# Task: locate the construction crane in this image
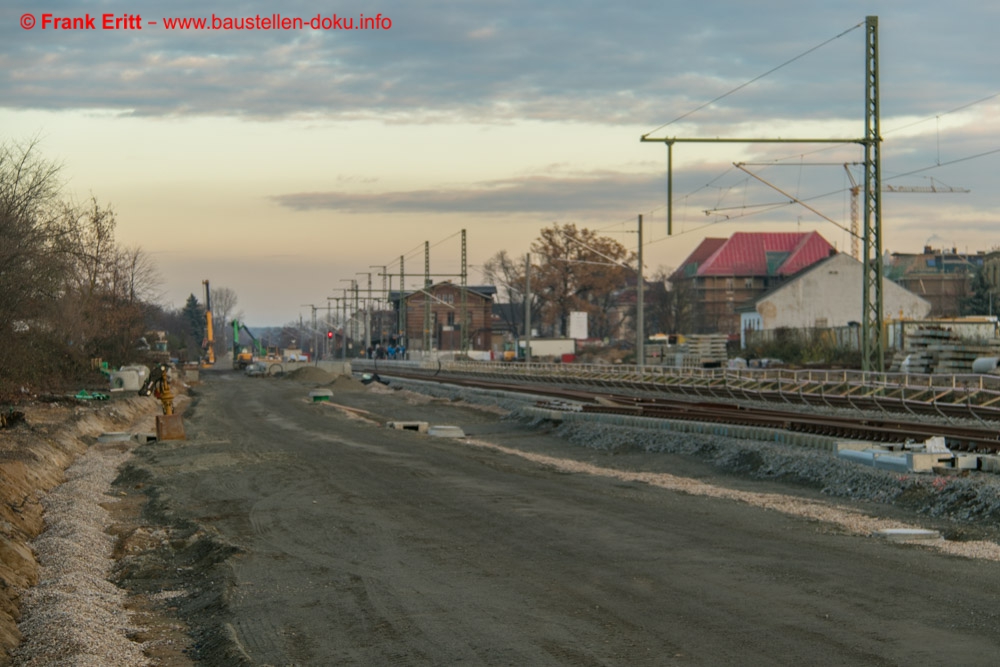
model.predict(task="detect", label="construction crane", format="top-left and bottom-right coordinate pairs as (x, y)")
top-left (201, 279), bottom-right (215, 367)
top-left (844, 164), bottom-right (969, 259)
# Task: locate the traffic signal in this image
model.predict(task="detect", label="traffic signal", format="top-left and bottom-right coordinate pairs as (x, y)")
top-left (327, 331), bottom-right (334, 339)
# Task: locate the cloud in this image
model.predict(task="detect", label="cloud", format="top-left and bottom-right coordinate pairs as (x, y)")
top-left (4, 1), bottom-right (997, 126)
top-left (272, 171), bottom-right (666, 216)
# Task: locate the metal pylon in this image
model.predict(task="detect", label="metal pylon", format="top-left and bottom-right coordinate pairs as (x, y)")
top-left (861, 15), bottom-right (884, 373)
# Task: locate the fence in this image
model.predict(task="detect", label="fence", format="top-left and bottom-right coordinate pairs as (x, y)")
top-left (744, 326), bottom-right (861, 352)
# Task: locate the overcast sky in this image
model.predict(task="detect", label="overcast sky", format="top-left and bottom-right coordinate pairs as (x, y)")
top-left (3, 1), bottom-right (998, 324)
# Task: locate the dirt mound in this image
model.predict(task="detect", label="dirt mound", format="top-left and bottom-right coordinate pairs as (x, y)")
top-left (282, 367), bottom-right (334, 383)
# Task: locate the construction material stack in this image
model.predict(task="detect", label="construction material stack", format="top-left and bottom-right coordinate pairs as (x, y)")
top-left (889, 326), bottom-right (1000, 374)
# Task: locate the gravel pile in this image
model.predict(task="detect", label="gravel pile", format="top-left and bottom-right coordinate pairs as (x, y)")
top-left (12, 440), bottom-right (148, 666)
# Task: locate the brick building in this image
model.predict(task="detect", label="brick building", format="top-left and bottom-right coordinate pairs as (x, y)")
top-left (391, 282), bottom-right (496, 352)
top-left (671, 231), bottom-right (836, 335)
top-left (885, 247), bottom-right (985, 317)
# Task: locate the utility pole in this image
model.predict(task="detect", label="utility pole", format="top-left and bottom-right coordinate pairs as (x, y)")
top-left (637, 214), bottom-right (645, 370)
top-left (326, 297), bottom-right (344, 360)
top-left (338, 279), bottom-right (356, 350)
top-left (325, 301), bottom-right (331, 359)
top-left (424, 241), bottom-right (432, 355)
top-left (461, 229), bottom-right (469, 354)
top-left (371, 264), bottom-right (388, 348)
top-left (300, 304), bottom-right (317, 363)
top-left (357, 272), bottom-right (372, 355)
top-left (399, 255), bottom-right (406, 353)
top-left (861, 14), bottom-right (884, 373)
top-left (524, 253), bottom-right (532, 363)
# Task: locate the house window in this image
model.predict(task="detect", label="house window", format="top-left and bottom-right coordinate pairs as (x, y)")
top-left (447, 312), bottom-right (455, 326)
top-left (725, 278), bottom-right (734, 290)
top-left (744, 278), bottom-right (754, 289)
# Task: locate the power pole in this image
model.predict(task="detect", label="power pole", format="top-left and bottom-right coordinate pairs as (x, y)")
top-left (371, 264), bottom-right (388, 348)
top-left (424, 241), bottom-right (432, 355)
top-left (357, 272), bottom-right (372, 355)
top-left (461, 229), bottom-right (469, 354)
top-left (861, 15), bottom-right (884, 373)
top-left (399, 255), bottom-right (406, 353)
top-left (637, 214), bottom-right (645, 370)
top-left (524, 253), bottom-right (532, 363)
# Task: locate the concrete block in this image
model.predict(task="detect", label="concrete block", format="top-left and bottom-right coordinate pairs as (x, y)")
top-left (907, 451), bottom-right (955, 473)
top-left (979, 455), bottom-right (1000, 473)
top-left (109, 370), bottom-right (142, 392)
top-left (387, 421), bottom-right (429, 433)
top-left (954, 454), bottom-right (980, 470)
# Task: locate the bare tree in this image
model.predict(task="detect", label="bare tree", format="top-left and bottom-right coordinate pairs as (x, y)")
top-left (0, 140), bottom-right (68, 333)
top-left (530, 223), bottom-right (633, 338)
top-left (481, 249), bottom-right (538, 335)
top-left (0, 139), bottom-right (167, 392)
top-left (210, 286), bottom-right (240, 359)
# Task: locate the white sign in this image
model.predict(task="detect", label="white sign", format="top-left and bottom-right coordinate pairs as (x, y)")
top-left (569, 311), bottom-right (588, 340)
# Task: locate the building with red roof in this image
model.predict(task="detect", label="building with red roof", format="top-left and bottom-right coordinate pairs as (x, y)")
top-left (672, 231), bottom-right (836, 334)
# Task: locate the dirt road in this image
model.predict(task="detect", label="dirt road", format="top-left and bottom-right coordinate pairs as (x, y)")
top-left (115, 370), bottom-right (1000, 665)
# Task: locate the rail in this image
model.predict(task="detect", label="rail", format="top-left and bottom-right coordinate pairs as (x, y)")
top-left (357, 359), bottom-right (1000, 421)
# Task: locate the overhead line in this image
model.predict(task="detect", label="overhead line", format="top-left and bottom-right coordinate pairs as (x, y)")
top-left (642, 21), bottom-right (864, 137)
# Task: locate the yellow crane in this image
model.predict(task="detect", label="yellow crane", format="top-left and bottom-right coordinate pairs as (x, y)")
top-left (844, 164), bottom-right (969, 259)
top-left (202, 279), bottom-right (215, 367)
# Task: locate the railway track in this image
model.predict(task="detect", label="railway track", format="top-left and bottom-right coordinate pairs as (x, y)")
top-left (359, 363), bottom-right (1000, 454)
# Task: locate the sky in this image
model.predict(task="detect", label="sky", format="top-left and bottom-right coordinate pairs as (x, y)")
top-left (3, 1), bottom-right (998, 325)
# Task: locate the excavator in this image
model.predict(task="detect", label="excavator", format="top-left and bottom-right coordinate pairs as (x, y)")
top-left (231, 319), bottom-right (261, 369)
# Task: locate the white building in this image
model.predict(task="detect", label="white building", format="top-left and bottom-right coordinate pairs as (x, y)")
top-left (739, 253), bottom-right (932, 347)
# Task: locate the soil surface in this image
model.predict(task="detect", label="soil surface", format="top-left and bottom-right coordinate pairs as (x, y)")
top-left (106, 368), bottom-right (1000, 665)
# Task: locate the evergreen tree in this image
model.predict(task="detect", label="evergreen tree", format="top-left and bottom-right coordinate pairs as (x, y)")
top-left (182, 293), bottom-right (206, 342)
top-left (961, 269), bottom-right (995, 316)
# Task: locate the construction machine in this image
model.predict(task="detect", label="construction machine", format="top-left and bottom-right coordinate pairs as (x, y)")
top-left (231, 319), bottom-right (260, 370)
top-left (201, 279), bottom-right (215, 367)
top-left (138, 362), bottom-right (186, 440)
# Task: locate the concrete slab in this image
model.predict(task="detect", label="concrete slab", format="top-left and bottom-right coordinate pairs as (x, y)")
top-left (428, 425), bottom-right (466, 438)
top-left (97, 432), bottom-right (132, 443)
top-left (387, 421), bottom-right (429, 433)
top-left (872, 528), bottom-right (941, 541)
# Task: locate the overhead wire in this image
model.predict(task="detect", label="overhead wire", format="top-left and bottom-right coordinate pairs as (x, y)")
top-left (642, 21), bottom-right (864, 137)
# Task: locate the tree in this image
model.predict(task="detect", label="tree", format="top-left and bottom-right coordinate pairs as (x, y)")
top-left (182, 294), bottom-right (206, 348)
top-left (0, 139), bottom-right (165, 392)
top-left (481, 249), bottom-right (539, 336)
top-left (962, 268), bottom-right (996, 316)
top-left (0, 140), bottom-right (68, 334)
top-left (210, 286), bottom-right (240, 359)
top-left (529, 223), bottom-right (633, 339)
